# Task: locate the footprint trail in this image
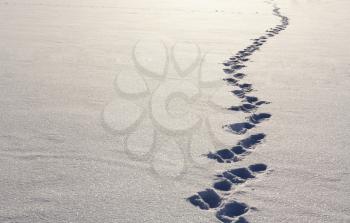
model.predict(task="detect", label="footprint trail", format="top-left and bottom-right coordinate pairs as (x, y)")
top-left (187, 3), bottom-right (289, 223)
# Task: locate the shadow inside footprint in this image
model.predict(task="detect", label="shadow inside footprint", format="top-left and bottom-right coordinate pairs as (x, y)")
top-left (224, 78), bottom-right (238, 85)
top-left (216, 201), bottom-right (249, 223)
top-left (214, 164), bottom-right (268, 191)
top-left (207, 134), bottom-right (266, 163)
top-left (217, 149), bottom-right (235, 160)
top-left (187, 189), bottom-right (222, 210)
top-left (239, 133), bottom-right (266, 149)
top-left (229, 104), bottom-right (257, 113)
top-left (228, 168), bottom-right (255, 180)
top-left (187, 195), bottom-right (209, 210)
top-left (226, 122), bottom-right (255, 135)
top-left (255, 100), bottom-right (270, 106)
top-left (233, 73), bottom-right (246, 79)
top-left (248, 113), bottom-right (271, 124)
top-left (221, 171), bottom-right (246, 184)
top-left (248, 163), bottom-right (267, 172)
top-left (207, 148), bottom-right (237, 163)
top-left (232, 65), bottom-right (246, 71)
top-left (232, 90), bottom-right (245, 98)
top-left (231, 146), bottom-right (246, 155)
top-left (213, 179), bottom-right (232, 191)
top-left (224, 68), bottom-right (234, 74)
top-left (238, 83), bottom-right (253, 92)
top-left (245, 96), bottom-right (259, 104)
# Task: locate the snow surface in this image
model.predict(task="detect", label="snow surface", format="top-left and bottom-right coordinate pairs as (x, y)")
top-left (0, 0), bottom-right (349, 222)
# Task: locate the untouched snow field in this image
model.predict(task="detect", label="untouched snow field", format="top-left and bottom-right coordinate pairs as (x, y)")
top-left (0, 0), bottom-right (349, 222)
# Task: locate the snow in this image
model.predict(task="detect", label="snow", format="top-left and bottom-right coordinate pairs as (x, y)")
top-left (0, 0), bottom-right (349, 222)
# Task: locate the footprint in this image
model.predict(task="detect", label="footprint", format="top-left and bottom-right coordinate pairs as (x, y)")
top-left (213, 179), bottom-right (233, 191)
top-left (224, 68), bottom-right (234, 74)
top-left (224, 77), bottom-right (239, 85)
top-left (216, 201), bottom-right (249, 223)
top-left (244, 96), bottom-right (259, 104)
top-left (223, 61), bottom-right (234, 66)
top-left (231, 64), bottom-right (246, 71)
top-left (231, 146), bottom-right (246, 155)
top-left (230, 96), bottom-right (270, 112)
top-left (248, 113), bottom-right (271, 124)
top-left (224, 122), bottom-right (255, 135)
top-left (229, 103), bottom-right (257, 113)
top-left (244, 95), bottom-right (270, 106)
top-left (232, 90), bottom-right (246, 98)
top-left (227, 167), bottom-right (255, 180)
top-left (214, 164), bottom-right (267, 191)
top-left (207, 148), bottom-right (237, 163)
top-left (207, 133), bottom-right (266, 163)
top-left (187, 188), bottom-right (222, 210)
top-left (249, 163), bottom-right (268, 172)
top-left (255, 100), bottom-right (270, 106)
top-left (233, 73), bottom-right (246, 79)
top-left (238, 133), bottom-right (266, 149)
top-left (238, 83), bottom-right (253, 92)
